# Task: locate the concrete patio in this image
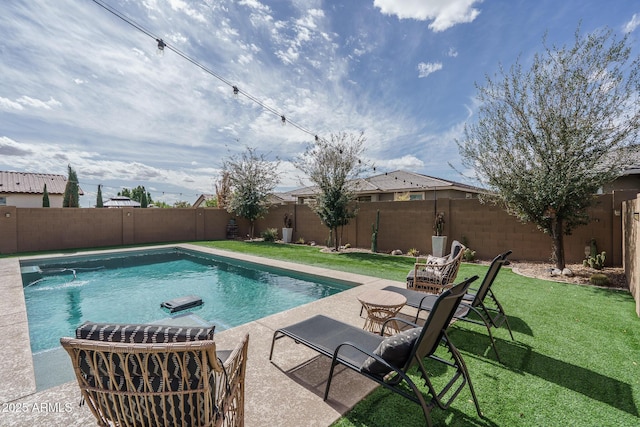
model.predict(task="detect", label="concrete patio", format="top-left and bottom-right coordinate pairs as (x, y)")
top-left (0, 244), bottom-right (411, 426)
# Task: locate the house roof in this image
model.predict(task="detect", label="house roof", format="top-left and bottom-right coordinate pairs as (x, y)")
top-left (0, 171), bottom-right (81, 194)
top-left (290, 170), bottom-right (485, 197)
top-left (103, 196), bottom-right (141, 208)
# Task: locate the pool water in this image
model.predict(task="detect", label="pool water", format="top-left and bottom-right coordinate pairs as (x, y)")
top-left (22, 248), bottom-right (352, 354)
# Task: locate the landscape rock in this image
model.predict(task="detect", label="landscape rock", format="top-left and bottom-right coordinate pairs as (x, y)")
top-left (391, 249), bottom-right (403, 256)
top-left (562, 268), bottom-right (573, 277)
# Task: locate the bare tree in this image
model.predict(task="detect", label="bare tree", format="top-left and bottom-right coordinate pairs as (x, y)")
top-left (458, 26), bottom-right (640, 268)
top-left (294, 132), bottom-right (368, 251)
top-left (215, 171), bottom-right (231, 210)
top-left (223, 147), bottom-right (280, 238)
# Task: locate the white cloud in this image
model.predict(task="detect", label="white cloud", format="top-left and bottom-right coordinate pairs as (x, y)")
top-left (447, 47), bottom-right (458, 57)
top-left (374, 0), bottom-right (482, 32)
top-left (0, 97), bottom-right (24, 111)
top-left (376, 155), bottom-right (425, 171)
top-left (623, 13), bottom-right (640, 33)
top-left (17, 96), bottom-right (62, 110)
top-left (417, 62), bottom-right (443, 78)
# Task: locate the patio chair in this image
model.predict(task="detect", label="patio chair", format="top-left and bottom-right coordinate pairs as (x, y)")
top-left (60, 322), bottom-right (249, 427)
top-left (386, 250), bottom-right (514, 362)
top-left (269, 277), bottom-right (482, 427)
top-left (406, 240), bottom-right (465, 294)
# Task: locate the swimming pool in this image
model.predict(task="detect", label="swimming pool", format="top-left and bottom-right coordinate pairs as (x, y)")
top-left (20, 247), bottom-right (353, 389)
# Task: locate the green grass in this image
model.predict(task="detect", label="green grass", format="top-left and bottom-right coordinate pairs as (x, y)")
top-left (196, 241), bottom-right (640, 427)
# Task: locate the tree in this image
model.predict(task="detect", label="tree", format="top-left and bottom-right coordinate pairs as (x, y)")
top-left (458, 26), bottom-right (640, 269)
top-left (173, 201), bottom-right (191, 208)
top-left (63, 165), bottom-right (80, 207)
top-left (204, 197), bottom-right (218, 207)
top-left (96, 185), bottom-right (104, 208)
top-left (223, 147), bottom-right (280, 239)
top-left (215, 171), bottom-right (231, 210)
top-left (42, 184), bottom-right (50, 207)
top-left (294, 131), bottom-right (367, 251)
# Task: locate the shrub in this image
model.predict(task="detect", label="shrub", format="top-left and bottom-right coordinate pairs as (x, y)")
top-left (296, 237), bottom-right (306, 245)
top-left (261, 228), bottom-right (278, 242)
top-left (463, 248), bottom-right (476, 262)
top-left (589, 273), bottom-right (610, 286)
top-left (407, 248), bottom-right (420, 257)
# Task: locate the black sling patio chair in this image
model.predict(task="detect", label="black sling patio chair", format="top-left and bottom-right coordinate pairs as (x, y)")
top-left (383, 250), bottom-right (514, 362)
top-left (269, 276), bottom-right (482, 427)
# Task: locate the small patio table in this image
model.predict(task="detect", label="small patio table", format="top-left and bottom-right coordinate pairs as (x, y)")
top-left (357, 289), bottom-right (407, 335)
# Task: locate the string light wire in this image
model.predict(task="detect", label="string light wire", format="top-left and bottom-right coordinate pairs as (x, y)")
top-left (90, 0), bottom-right (317, 138)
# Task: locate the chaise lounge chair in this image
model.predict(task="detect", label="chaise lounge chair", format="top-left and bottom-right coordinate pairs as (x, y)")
top-left (385, 250), bottom-right (514, 362)
top-left (269, 277), bottom-right (482, 427)
top-left (406, 240), bottom-right (465, 294)
top-left (61, 322), bottom-right (249, 427)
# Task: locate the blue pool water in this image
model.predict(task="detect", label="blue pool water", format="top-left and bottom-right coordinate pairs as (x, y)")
top-left (21, 248), bottom-right (352, 354)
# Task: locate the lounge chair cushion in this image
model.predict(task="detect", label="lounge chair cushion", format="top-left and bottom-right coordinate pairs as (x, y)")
top-left (75, 321), bottom-right (215, 343)
top-left (426, 255), bottom-right (447, 265)
top-left (361, 327), bottom-right (422, 376)
top-left (74, 322), bottom-right (217, 392)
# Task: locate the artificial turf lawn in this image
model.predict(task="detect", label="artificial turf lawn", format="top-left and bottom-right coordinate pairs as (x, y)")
top-left (196, 240), bottom-right (640, 427)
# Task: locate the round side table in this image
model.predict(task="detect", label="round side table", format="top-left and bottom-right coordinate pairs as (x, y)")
top-left (357, 289), bottom-right (407, 335)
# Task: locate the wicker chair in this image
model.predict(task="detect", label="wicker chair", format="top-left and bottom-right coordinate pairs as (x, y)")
top-left (406, 240), bottom-right (465, 294)
top-left (60, 324), bottom-right (248, 427)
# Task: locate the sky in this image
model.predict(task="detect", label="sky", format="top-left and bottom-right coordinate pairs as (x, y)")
top-left (1, 0), bottom-right (639, 207)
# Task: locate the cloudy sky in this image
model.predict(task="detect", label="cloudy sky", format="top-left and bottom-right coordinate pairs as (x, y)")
top-left (1, 0), bottom-right (639, 206)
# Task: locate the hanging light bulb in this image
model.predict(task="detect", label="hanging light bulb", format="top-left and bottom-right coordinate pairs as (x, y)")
top-left (232, 86), bottom-right (239, 97)
top-left (281, 115), bottom-right (286, 126)
top-left (156, 38), bottom-right (166, 55)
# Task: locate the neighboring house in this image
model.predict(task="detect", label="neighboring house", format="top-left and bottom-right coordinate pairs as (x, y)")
top-left (103, 196), bottom-right (141, 208)
top-left (290, 170), bottom-right (486, 204)
top-left (603, 145), bottom-right (640, 194)
top-left (0, 171), bottom-right (83, 208)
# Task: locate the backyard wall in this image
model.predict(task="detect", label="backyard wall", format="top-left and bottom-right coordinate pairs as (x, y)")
top-left (0, 193), bottom-right (632, 268)
top-left (622, 195), bottom-right (640, 316)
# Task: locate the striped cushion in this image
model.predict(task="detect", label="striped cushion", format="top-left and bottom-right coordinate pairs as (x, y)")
top-left (75, 322), bottom-right (215, 343)
top-left (75, 322), bottom-right (215, 392)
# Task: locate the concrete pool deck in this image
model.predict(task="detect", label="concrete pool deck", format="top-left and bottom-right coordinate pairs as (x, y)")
top-left (0, 243), bottom-right (413, 426)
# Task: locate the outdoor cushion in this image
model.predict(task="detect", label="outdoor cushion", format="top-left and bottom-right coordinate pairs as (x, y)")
top-left (361, 327), bottom-right (421, 376)
top-left (426, 255), bottom-right (447, 265)
top-left (75, 321), bottom-right (215, 343)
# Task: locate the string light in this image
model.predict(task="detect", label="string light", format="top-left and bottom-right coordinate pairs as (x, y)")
top-left (88, 0), bottom-right (386, 186)
top-left (91, 0), bottom-right (318, 139)
top-left (156, 38), bottom-right (166, 55)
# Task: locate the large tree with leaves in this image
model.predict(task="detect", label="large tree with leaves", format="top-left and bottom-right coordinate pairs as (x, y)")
top-left (62, 165), bottom-right (80, 207)
top-left (458, 26), bottom-right (640, 269)
top-left (294, 131), bottom-right (367, 251)
top-left (223, 147), bottom-right (280, 239)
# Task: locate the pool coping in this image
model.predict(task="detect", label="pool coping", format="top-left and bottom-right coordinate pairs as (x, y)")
top-left (0, 243), bottom-right (410, 427)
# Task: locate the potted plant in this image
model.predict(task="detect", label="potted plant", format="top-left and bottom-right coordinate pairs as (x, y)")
top-left (431, 211), bottom-right (447, 257)
top-left (282, 213), bottom-right (293, 243)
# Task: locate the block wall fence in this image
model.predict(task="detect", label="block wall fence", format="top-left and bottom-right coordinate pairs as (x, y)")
top-left (622, 194), bottom-right (640, 316)
top-left (0, 192), bottom-right (632, 263)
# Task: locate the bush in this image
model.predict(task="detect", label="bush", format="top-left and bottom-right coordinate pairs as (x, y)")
top-left (296, 237), bottom-right (306, 245)
top-left (261, 228), bottom-right (278, 242)
top-left (407, 248), bottom-right (420, 257)
top-left (589, 273), bottom-right (610, 286)
top-left (463, 248), bottom-right (476, 262)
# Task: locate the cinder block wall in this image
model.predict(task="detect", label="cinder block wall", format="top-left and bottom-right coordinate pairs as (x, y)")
top-left (623, 196), bottom-right (640, 316)
top-left (0, 194), bottom-right (629, 268)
